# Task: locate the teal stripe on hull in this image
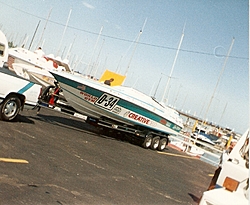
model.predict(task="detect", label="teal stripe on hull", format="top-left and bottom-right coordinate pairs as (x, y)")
top-left (53, 73), bottom-right (182, 132)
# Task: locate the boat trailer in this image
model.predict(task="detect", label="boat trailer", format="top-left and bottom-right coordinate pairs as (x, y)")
top-left (36, 87), bottom-right (170, 151)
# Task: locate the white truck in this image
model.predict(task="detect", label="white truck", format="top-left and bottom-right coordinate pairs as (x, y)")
top-left (0, 30), bottom-right (42, 121)
top-left (0, 30), bottom-right (8, 68)
top-left (0, 68), bottom-right (42, 121)
top-left (199, 129), bottom-right (249, 205)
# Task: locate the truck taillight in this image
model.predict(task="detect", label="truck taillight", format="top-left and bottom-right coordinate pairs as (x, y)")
top-left (223, 177), bottom-right (239, 192)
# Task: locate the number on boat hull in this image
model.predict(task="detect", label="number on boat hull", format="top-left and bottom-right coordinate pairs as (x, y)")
top-left (95, 93), bottom-right (119, 110)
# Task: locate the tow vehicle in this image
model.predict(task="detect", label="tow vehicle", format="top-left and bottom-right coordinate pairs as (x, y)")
top-left (0, 30), bottom-right (42, 121)
top-left (199, 129), bottom-right (249, 205)
top-left (0, 68), bottom-right (42, 121)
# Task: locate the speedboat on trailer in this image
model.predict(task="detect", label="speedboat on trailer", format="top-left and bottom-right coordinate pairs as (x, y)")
top-left (50, 70), bottom-right (184, 150)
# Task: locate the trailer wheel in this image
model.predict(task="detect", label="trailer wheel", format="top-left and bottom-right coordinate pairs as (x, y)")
top-left (0, 96), bottom-right (21, 121)
top-left (142, 134), bottom-right (153, 148)
top-left (151, 136), bottom-right (160, 150)
top-left (158, 138), bottom-right (168, 151)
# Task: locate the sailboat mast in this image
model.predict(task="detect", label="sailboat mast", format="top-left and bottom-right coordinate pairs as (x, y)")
top-left (219, 102), bottom-right (228, 124)
top-left (124, 18), bottom-right (147, 78)
top-left (116, 33), bottom-right (139, 74)
top-left (57, 8), bottom-right (72, 56)
top-left (86, 26), bottom-right (103, 75)
top-left (203, 37), bottom-right (235, 122)
top-left (28, 20), bottom-right (41, 50)
top-left (93, 38), bottom-right (105, 77)
top-left (65, 34), bottom-right (77, 60)
top-left (37, 7), bottom-right (52, 48)
top-left (161, 27), bottom-right (185, 103)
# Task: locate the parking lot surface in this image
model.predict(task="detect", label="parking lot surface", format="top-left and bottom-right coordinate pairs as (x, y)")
top-left (0, 108), bottom-right (215, 205)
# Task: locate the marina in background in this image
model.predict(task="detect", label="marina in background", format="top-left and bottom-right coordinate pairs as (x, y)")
top-left (0, 2), bottom-right (248, 204)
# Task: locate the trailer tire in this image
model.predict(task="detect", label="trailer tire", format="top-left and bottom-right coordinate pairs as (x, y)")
top-left (151, 136), bottom-right (160, 150)
top-left (0, 96), bottom-right (21, 121)
top-left (158, 138), bottom-right (168, 151)
top-left (142, 134), bottom-right (153, 149)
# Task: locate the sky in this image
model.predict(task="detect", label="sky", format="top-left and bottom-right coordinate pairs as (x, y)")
top-left (0, 0), bottom-right (248, 134)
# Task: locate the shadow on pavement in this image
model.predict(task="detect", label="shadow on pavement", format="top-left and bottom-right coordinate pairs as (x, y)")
top-left (31, 112), bottom-right (145, 148)
top-left (31, 113), bottom-right (100, 135)
top-left (0, 114), bottom-right (35, 124)
top-left (188, 193), bottom-right (201, 204)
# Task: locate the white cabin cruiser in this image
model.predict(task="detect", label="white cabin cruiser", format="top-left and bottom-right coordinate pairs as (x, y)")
top-left (8, 47), bottom-right (72, 87)
top-left (0, 30), bottom-right (8, 67)
top-left (0, 68), bottom-right (42, 121)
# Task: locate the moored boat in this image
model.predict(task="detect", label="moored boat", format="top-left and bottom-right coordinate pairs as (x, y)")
top-left (169, 139), bottom-right (205, 158)
top-left (191, 132), bottom-right (215, 145)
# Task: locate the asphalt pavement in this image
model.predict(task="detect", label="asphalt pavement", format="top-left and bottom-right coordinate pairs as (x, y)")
top-left (0, 107), bottom-right (216, 205)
